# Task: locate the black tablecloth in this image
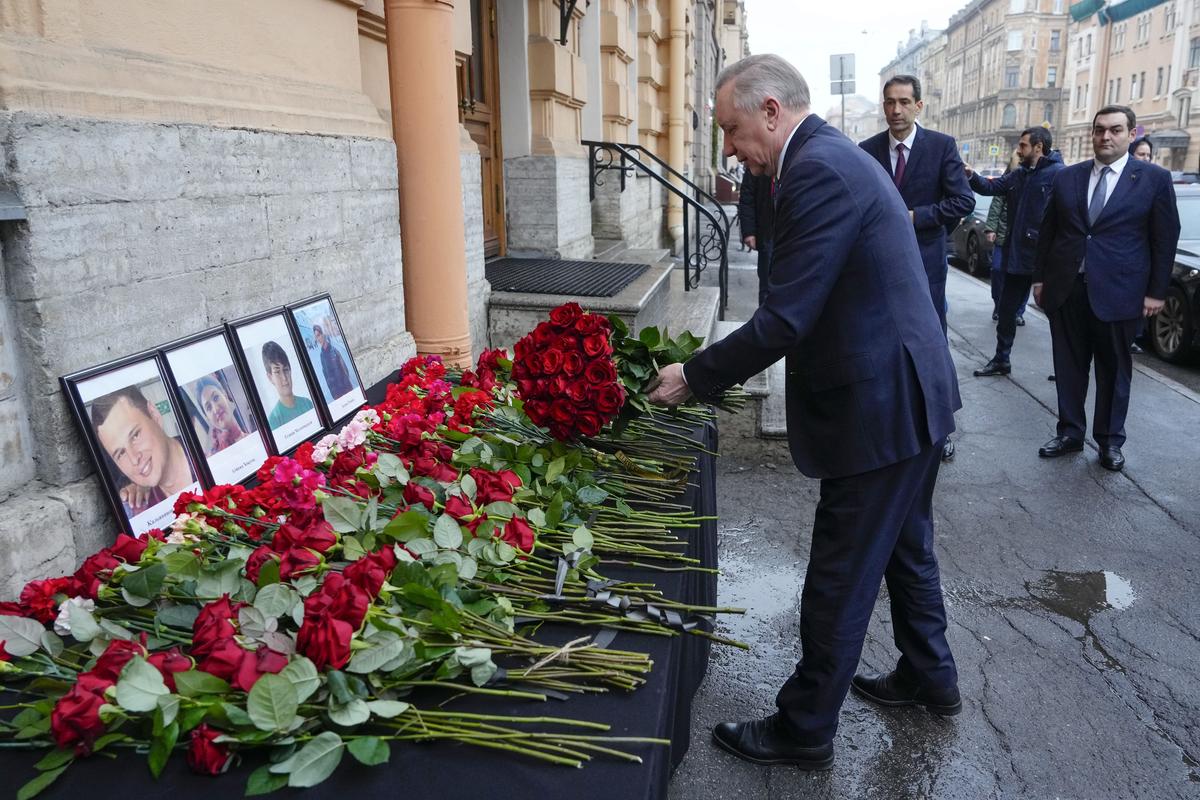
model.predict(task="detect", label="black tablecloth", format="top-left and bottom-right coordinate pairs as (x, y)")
top-left (1, 384), bottom-right (719, 800)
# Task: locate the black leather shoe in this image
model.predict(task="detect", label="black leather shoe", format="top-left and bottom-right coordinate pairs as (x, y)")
top-left (1038, 436), bottom-right (1084, 458)
top-left (1016, 315), bottom-right (1026, 326)
top-left (941, 437), bottom-right (955, 462)
top-left (992, 312), bottom-right (999, 321)
top-left (1099, 446), bottom-right (1125, 471)
top-left (973, 358), bottom-right (1011, 377)
top-left (851, 671), bottom-right (962, 716)
top-left (1130, 342), bottom-right (1144, 355)
top-left (711, 714), bottom-right (835, 769)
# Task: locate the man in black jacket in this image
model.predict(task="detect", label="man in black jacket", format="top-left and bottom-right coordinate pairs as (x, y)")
top-left (738, 170), bottom-right (775, 304)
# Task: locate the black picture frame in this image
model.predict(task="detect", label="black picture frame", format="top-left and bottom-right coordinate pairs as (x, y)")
top-left (287, 294), bottom-right (367, 427)
top-left (61, 352), bottom-right (205, 537)
top-left (228, 308), bottom-right (328, 455)
top-left (159, 327), bottom-right (273, 487)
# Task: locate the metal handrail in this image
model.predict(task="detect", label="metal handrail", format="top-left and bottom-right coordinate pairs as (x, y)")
top-left (582, 140), bottom-right (729, 320)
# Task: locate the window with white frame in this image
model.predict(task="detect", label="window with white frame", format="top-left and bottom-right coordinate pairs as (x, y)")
top-left (1131, 73), bottom-right (1139, 99)
top-left (1002, 103), bottom-right (1017, 127)
top-left (1051, 30), bottom-right (1061, 51)
top-left (1165, 3), bottom-right (1177, 31)
top-left (1157, 66), bottom-right (1165, 95)
top-left (1136, 13), bottom-right (1150, 43)
top-left (1008, 30), bottom-right (1023, 50)
top-left (1048, 65), bottom-right (1058, 87)
top-left (1009, 0), bottom-right (1024, 12)
top-left (1191, 37), bottom-right (1200, 69)
top-left (1054, 0), bottom-right (1064, 12)
top-left (1006, 65), bottom-right (1020, 87)
top-left (1114, 22), bottom-right (1126, 50)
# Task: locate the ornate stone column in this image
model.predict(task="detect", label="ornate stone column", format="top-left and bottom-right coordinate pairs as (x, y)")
top-left (384, 0), bottom-right (473, 365)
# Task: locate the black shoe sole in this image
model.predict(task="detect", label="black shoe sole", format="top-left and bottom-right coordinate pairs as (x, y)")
top-left (850, 682), bottom-right (963, 717)
top-left (973, 370), bottom-right (1011, 377)
top-left (1038, 445), bottom-right (1084, 458)
top-left (1100, 460), bottom-right (1125, 472)
top-left (710, 731), bottom-right (835, 769)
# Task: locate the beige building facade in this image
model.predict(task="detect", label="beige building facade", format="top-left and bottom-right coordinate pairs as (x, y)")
top-left (940, 0), bottom-right (1069, 170)
top-left (0, 0), bottom-right (724, 593)
top-left (826, 95), bottom-right (881, 143)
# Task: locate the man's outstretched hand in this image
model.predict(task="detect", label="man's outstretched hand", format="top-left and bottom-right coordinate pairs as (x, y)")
top-left (647, 362), bottom-right (692, 407)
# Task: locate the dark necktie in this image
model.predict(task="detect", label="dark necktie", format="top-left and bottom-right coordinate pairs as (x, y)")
top-left (894, 143), bottom-right (907, 188)
top-left (1088, 165), bottom-right (1112, 225)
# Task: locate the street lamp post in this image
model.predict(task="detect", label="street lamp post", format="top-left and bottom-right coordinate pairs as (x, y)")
top-left (830, 53), bottom-right (855, 136)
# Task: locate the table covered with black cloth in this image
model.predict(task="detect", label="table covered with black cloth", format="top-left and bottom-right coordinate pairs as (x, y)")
top-left (1, 377), bottom-right (720, 800)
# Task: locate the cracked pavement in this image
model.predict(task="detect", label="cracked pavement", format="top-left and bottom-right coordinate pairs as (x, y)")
top-left (670, 255), bottom-right (1200, 799)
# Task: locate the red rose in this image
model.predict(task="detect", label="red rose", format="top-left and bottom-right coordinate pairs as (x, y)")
top-left (531, 322), bottom-right (557, 348)
top-left (232, 647), bottom-right (289, 693)
top-left (192, 596), bottom-right (244, 659)
top-left (186, 724), bottom-right (233, 775)
top-left (295, 613), bottom-right (353, 670)
top-left (565, 381), bottom-right (589, 403)
top-left (403, 482), bottom-right (435, 510)
top-left (244, 545), bottom-right (279, 584)
top-left (0, 602), bottom-right (24, 616)
top-left (469, 468), bottom-right (522, 505)
top-left (562, 351), bottom-right (584, 377)
top-left (444, 495), bottom-right (475, 520)
top-left (19, 577), bottom-right (71, 624)
top-left (70, 548), bottom-right (120, 599)
top-left (319, 574), bottom-right (370, 629)
top-left (583, 333), bottom-right (611, 357)
top-left (577, 412), bottom-right (604, 437)
top-left (147, 648), bottom-right (192, 691)
top-left (549, 302), bottom-right (583, 328)
top-left (594, 384), bottom-right (624, 415)
top-left (110, 534), bottom-right (149, 564)
top-left (278, 548), bottom-right (321, 580)
top-left (198, 637), bottom-right (248, 683)
top-left (271, 520), bottom-right (336, 554)
top-left (343, 547), bottom-right (398, 597)
top-left (499, 518), bottom-right (536, 552)
top-left (92, 638), bottom-right (146, 682)
top-left (550, 399), bottom-right (575, 424)
top-left (541, 348), bottom-right (565, 375)
top-left (584, 359), bottom-right (617, 386)
top-left (0, 641), bottom-right (10, 661)
top-left (50, 672), bottom-right (111, 755)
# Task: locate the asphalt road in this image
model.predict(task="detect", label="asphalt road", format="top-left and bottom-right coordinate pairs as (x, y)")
top-left (668, 248), bottom-right (1200, 800)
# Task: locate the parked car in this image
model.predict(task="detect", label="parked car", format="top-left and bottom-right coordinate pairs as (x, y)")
top-left (947, 193), bottom-right (994, 277)
top-left (1151, 185), bottom-right (1200, 362)
top-left (1170, 171), bottom-right (1200, 185)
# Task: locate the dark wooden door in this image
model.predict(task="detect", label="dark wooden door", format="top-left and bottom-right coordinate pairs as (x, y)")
top-left (458, 0), bottom-right (505, 257)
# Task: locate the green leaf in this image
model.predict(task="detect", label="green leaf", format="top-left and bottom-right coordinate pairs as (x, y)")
top-left (148, 720), bottom-right (179, 778)
top-left (545, 457), bottom-right (565, 483)
top-left (65, 604), bottom-right (102, 642)
top-left (32, 749), bottom-right (73, 772)
top-left (638, 326), bottom-right (662, 347)
top-left (571, 525), bottom-right (595, 552)
top-left (365, 700), bottom-right (410, 719)
top-left (157, 694), bottom-right (180, 728)
top-left (248, 673), bottom-right (300, 732)
top-left (279, 657), bottom-right (320, 703)
top-left (346, 736), bottom-right (390, 766)
top-left (576, 485), bottom-right (609, 505)
top-left (122, 562), bottom-right (168, 601)
top-left (115, 657), bottom-right (169, 713)
top-left (195, 558), bottom-right (245, 599)
top-left (39, 631), bottom-right (64, 658)
top-left (470, 661), bottom-right (498, 686)
top-left (254, 584), bottom-right (299, 619)
top-left (546, 492), bottom-right (565, 529)
top-left (347, 632), bottom-right (406, 674)
top-left (323, 496), bottom-right (364, 534)
top-left (341, 536), bottom-right (366, 562)
top-left (326, 697), bottom-right (369, 727)
top-left (16, 765), bottom-right (68, 800)
top-left (405, 537), bottom-right (437, 557)
top-left (375, 453), bottom-right (410, 485)
top-left (256, 558), bottom-right (281, 588)
top-left (163, 550), bottom-right (202, 579)
top-left (0, 616), bottom-right (45, 657)
top-left (457, 555), bottom-right (478, 581)
top-left (245, 764), bottom-right (289, 796)
top-left (383, 510), bottom-right (430, 543)
top-left (481, 501), bottom-right (518, 519)
top-left (155, 604), bottom-right (200, 630)
top-left (527, 508), bottom-right (547, 528)
top-left (325, 670), bottom-right (354, 705)
top-left (270, 731), bottom-right (344, 788)
top-left (432, 515), bottom-right (463, 550)
top-left (459, 473), bottom-right (477, 501)
top-left (174, 670), bottom-right (231, 698)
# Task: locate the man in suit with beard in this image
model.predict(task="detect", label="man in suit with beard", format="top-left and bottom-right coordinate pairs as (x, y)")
top-left (1032, 105), bottom-right (1179, 471)
top-left (861, 74), bottom-right (974, 461)
top-left (649, 54), bottom-right (962, 769)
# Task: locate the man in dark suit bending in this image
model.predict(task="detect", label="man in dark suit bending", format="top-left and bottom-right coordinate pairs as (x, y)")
top-left (860, 75), bottom-right (974, 462)
top-left (1033, 105), bottom-right (1180, 471)
top-left (649, 54), bottom-right (962, 769)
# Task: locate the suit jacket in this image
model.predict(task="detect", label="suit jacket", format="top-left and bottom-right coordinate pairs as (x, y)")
top-left (860, 126), bottom-right (975, 286)
top-left (1034, 158), bottom-right (1180, 321)
top-left (737, 171), bottom-right (774, 243)
top-left (970, 150), bottom-right (1064, 275)
top-left (684, 115), bottom-right (961, 479)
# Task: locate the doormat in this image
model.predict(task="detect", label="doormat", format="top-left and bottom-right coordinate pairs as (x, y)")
top-left (485, 258), bottom-right (649, 297)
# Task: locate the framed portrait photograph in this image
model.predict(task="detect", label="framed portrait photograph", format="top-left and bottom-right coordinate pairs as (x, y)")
top-left (62, 354), bottom-right (204, 536)
top-left (288, 295), bottom-right (366, 424)
top-left (229, 309), bottom-right (325, 454)
top-left (161, 328), bottom-right (271, 486)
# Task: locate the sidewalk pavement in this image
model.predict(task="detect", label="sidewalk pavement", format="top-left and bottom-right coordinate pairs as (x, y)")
top-left (668, 265), bottom-right (1200, 800)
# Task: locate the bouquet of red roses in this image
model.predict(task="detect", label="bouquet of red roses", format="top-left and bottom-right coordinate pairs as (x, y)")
top-left (510, 302), bottom-right (625, 440)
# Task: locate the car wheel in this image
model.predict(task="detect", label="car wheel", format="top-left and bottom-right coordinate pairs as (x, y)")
top-left (965, 234), bottom-right (980, 276)
top-left (1150, 285), bottom-right (1194, 363)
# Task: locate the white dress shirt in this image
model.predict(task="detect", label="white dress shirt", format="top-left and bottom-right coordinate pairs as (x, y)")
top-left (1088, 151), bottom-right (1129, 210)
top-left (775, 114), bottom-right (811, 181)
top-left (888, 126), bottom-right (919, 174)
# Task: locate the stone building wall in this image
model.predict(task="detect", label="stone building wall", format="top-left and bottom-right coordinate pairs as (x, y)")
top-left (0, 114), bottom-right (414, 596)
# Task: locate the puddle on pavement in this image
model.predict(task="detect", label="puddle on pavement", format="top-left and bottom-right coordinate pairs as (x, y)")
top-left (1024, 570), bottom-right (1136, 626)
